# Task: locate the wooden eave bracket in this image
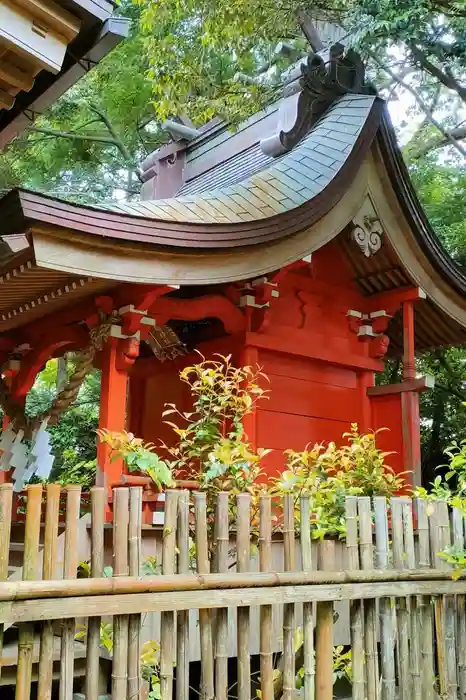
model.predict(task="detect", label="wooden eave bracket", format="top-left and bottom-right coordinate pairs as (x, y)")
top-left (347, 286), bottom-right (426, 344)
top-left (367, 375), bottom-right (435, 397)
top-left (366, 286), bottom-right (426, 314)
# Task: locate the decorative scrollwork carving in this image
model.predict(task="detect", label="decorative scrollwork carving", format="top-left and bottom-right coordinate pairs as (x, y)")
top-left (278, 43), bottom-right (375, 152)
top-left (351, 217), bottom-right (383, 257)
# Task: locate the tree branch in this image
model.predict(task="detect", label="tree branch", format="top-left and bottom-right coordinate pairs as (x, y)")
top-left (29, 125), bottom-right (121, 147)
top-left (297, 11), bottom-right (324, 52)
top-left (369, 53), bottom-right (466, 159)
top-left (410, 45), bottom-right (466, 105)
top-left (409, 125), bottom-right (466, 159)
top-left (378, 66), bottom-right (415, 92)
top-left (89, 102), bottom-right (142, 181)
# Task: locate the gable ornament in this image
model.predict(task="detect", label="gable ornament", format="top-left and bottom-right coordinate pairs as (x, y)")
top-left (351, 215), bottom-right (383, 257)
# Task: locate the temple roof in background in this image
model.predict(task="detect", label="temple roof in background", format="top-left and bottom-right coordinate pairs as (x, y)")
top-left (0, 0), bottom-right (128, 148)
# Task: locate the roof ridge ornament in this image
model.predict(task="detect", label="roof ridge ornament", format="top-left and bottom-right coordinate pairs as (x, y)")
top-left (260, 42), bottom-right (375, 157)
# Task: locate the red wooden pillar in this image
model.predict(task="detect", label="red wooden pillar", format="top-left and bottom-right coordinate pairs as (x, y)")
top-left (401, 301), bottom-right (422, 486)
top-left (97, 337), bottom-right (129, 492)
top-left (0, 412), bottom-right (11, 484)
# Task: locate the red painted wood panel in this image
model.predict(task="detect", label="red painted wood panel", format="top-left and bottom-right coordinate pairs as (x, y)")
top-left (257, 410), bottom-right (351, 478)
top-left (258, 350), bottom-right (357, 388)
top-left (264, 374), bottom-right (361, 423)
top-left (369, 394), bottom-right (404, 477)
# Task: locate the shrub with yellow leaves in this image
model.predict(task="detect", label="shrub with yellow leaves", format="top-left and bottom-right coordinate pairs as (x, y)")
top-left (270, 424), bottom-right (407, 539)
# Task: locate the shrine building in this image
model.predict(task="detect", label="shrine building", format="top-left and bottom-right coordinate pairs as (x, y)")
top-left (0, 39), bottom-right (466, 507)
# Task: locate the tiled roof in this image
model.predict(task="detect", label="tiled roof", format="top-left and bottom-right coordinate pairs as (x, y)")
top-left (100, 95), bottom-right (376, 225)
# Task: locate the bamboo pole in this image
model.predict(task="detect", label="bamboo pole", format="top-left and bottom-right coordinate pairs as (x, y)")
top-left (431, 500), bottom-right (449, 698)
top-left (428, 500), bottom-right (447, 699)
top-left (452, 507), bottom-right (466, 700)
top-left (315, 539), bottom-right (335, 700)
top-left (358, 497), bottom-right (378, 700)
top-left (437, 500), bottom-right (457, 700)
top-left (300, 495), bottom-right (314, 700)
top-left (0, 483), bottom-right (13, 685)
top-left (16, 484), bottom-right (42, 700)
top-left (414, 498), bottom-right (434, 700)
top-left (345, 496), bottom-right (364, 700)
top-left (59, 485), bottom-right (81, 700)
top-left (236, 492), bottom-right (251, 700)
top-left (282, 494), bottom-right (296, 700)
top-left (112, 487), bottom-right (130, 700)
top-left (194, 492), bottom-right (215, 700)
top-left (176, 490), bottom-right (190, 700)
top-left (373, 497), bottom-right (396, 700)
top-left (128, 487), bottom-right (143, 700)
top-left (38, 483), bottom-right (61, 700)
top-left (4, 576), bottom-right (466, 625)
top-left (401, 498), bottom-right (421, 700)
top-left (85, 487), bottom-right (106, 700)
top-left (391, 497), bottom-right (410, 700)
top-left (259, 494), bottom-right (273, 700)
top-left (160, 490), bottom-right (179, 700)
top-left (214, 492), bottom-right (229, 700)
top-left (0, 566), bottom-right (464, 602)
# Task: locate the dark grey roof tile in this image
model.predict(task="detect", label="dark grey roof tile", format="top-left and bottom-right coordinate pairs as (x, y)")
top-left (313, 143), bottom-right (347, 161)
top-left (259, 175), bottom-right (307, 204)
top-left (325, 121), bottom-right (360, 135)
top-left (303, 149), bottom-right (336, 168)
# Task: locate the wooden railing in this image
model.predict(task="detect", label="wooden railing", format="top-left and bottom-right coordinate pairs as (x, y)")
top-left (0, 484), bottom-right (465, 700)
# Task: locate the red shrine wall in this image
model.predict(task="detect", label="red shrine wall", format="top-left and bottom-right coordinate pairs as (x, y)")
top-left (130, 241), bottom-right (406, 481)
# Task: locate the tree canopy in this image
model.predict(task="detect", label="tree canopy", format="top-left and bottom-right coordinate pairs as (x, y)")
top-left (136, 0), bottom-right (466, 159)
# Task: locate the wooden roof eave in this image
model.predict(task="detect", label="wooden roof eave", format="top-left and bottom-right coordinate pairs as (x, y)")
top-left (377, 111), bottom-right (466, 299)
top-left (27, 157), bottom-right (372, 285)
top-left (0, 97), bottom-right (383, 247)
top-left (0, 104), bottom-right (465, 349)
top-left (366, 144), bottom-right (466, 337)
top-left (25, 150), bottom-right (466, 351)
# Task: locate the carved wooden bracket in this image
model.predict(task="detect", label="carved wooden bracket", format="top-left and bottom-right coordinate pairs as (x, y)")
top-left (347, 309), bottom-right (392, 359)
top-left (239, 260), bottom-right (311, 332)
top-left (115, 337), bottom-right (140, 372)
top-left (347, 287), bottom-right (427, 361)
top-left (149, 294), bottom-right (246, 335)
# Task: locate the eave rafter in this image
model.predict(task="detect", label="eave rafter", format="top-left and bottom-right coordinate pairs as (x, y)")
top-left (0, 0), bottom-right (81, 114)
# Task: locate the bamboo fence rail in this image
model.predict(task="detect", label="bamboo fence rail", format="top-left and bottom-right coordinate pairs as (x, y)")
top-left (1, 487), bottom-right (466, 700)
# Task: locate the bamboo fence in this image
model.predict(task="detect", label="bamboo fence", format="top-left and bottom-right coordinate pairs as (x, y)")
top-left (0, 486), bottom-right (466, 699)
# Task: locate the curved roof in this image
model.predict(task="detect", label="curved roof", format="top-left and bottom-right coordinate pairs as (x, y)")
top-left (0, 48), bottom-right (465, 353)
top-left (1, 94), bottom-right (381, 248)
